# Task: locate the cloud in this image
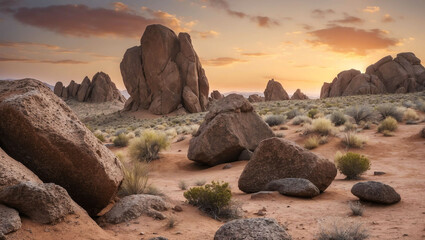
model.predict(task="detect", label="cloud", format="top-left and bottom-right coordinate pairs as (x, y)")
top-left (0, 41), bottom-right (61, 50)
top-left (311, 9), bottom-right (335, 18)
top-left (112, 2), bottom-right (129, 12)
top-left (0, 57), bottom-right (88, 64)
top-left (204, 0), bottom-right (280, 27)
top-left (12, 4), bottom-right (193, 38)
top-left (331, 13), bottom-right (364, 25)
top-left (240, 52), bottom-right (270, 57)
top-left (363, 6), bottom-right (380, 13)
top-left (191, 30), bottom-right (219, 39)
top-left (201, 57), bottom-right (247, 66)
top-left (307, 26), bottom-right (399, 55)
top-left (300, 24), bottom-right (314, 31)
top-left (382, 14), bottom-right (395, 23)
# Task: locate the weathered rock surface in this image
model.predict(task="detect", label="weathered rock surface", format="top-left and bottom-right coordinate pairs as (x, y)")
top-left (291, 89), bottom-right (309, 100)
top-left (264, 79), bottom-right (289, 101)
top-left (54, 72), bottom-right (125, 103)
top-left (321, 52), bottom-right (425, 98)
top-left (0, 148), bottom-right (42, 191)
top-left (266, 178), bottom-right (320, 198)
top-left (351, 181), bottom-right (401, 204)
top-left (238, 138), bottom-right (337, 193)
top-left (0, 182), bottom-right (74, 224)
top-left (188, 94), bottom-right (274, 166)
top-left (214, 218), bottom-right (291, 240)
top-left (100, 194), bottom-right (168, 224)
top-left (248, 94), bottom-right (264, 103)
top-left (0, 79), bottom-right (123, 216)
top-left (0, 204), bottom-right (21, 235)
top-left (211, 90), bottom-right (224, 100)
top-left (121, 24), bottom-right (209, 114)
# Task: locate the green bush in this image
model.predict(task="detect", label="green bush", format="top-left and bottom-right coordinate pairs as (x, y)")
top-left (119, 162), bottom-right (150, 196)
top-left (308, 108), bottom-right (319, 118)
top-left (346, 105), bottom-right (375, 124)
top-left (113, 133), bottom-right (129, 147)
top-left (265, 115), bottom-right (286, 126)
top-left (335, 152), bottom-right (371, 179)
top-left (95, 133), bottom-right (105, 142)
top-left (377, 116), bottom-right (398, 133)
top-left (184, 181), bottom-right (238, 220)
top-left (129, 130), bottom-right (170, 162)
top-left (330, 111), bottom-right (347, 126)
top-left (376, 104), bottom-right (403, 122)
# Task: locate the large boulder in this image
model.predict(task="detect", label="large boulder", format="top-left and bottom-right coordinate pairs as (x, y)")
top-left (290, 89), bottom-right (309, 100)
top-left (321, 52), bottom-right (425, 98)
top-left (264, 79), bottom-right (289, 101)
top-left (0, 204), bottom-right (21, 235)
top-left (121, 24), bottom-right (209, 114)
top-left (266, 178), bottom-right (320, 198)
top-left (0, 182), bottom-right (75, 224)
top-left (0, 147), bottom-right (42, 191)
top-left (351, 181), bottom-right (401, 204)
top-left (188, 94), bottom-right (274, 166)
top-left (99, 194), bottom-right (168, 224)
top-left (238, 138), bottom-right (337, 193)
top-left (53, 72), bottom-right (125, 103)
top-left (0, 79), bottom-right (123, 216)
top-left (214, 218), bottom-right (291, 240)
top-left (248, 94), bottom-right (264, 103)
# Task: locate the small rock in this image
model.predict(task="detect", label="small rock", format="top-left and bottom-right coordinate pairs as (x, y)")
top-left (172, 205), bottom-right (183, 212)
top-left (374, 171), bottom-right (386, 176)
top-left (222, 164), bottom-right (232, 169)
top-left (266, 178), bottom-right (320, 198)
top-left (0, 204), bottom-right (21, 235)
top-left (351, 181), bottom-right (401, 204)
top-left (139, 232), bottom-right (145, 235)
top-left (255, 210), bottom-right (266, 216)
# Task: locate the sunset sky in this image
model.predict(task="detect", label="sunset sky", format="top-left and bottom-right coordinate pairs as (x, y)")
top-left (0, 0), bottom-right (424, 97)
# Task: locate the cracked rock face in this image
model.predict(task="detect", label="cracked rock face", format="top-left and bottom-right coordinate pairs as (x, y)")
top-left (120, 24), bottom-right (209, 114)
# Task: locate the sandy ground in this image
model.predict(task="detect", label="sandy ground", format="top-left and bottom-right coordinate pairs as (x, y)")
top-left (7, 118), bottom-right (425, 240)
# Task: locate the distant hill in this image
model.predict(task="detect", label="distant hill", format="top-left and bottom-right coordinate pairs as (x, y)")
top-left (1, 78), bottom-right (54, 91)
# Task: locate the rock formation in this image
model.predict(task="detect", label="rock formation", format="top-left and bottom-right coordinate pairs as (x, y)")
top-left (121, 24), bottom-right (209, 114)
top-left (264, 79), bottom-right (289, 101)
top-left (321, 52), bottom-right (425, 98)
top-left (291, 89), bottom-right (309, 100)
top-left (54, 72), bottom-right (125, 103)
top-left (248, 94), bottom-right (264, 103)
top-left (210, 90), bottom-right (224, 100)
top-left (351, 181), bottom-right (401, 204)
top-left (238, 137), bottom-right (337, 193)
top-left (188, 94), bottom-right (274, 166)
top-left (0, 79), bottom-right (123, 216)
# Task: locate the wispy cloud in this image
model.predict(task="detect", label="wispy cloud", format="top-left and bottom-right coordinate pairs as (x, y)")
top-left (311, 9), bottom-right (335, 18)
top-left (382, 14), bottom-right (395, 23)
top-left (0, 57), bottom-right (88, 64)
top-left (307, 26), bottom-right (399, 55)
top-left (330, 13), bottom-right (364, 25)
top-left (112, 2), bottom-right (129, 12)
top-left (202, 57), bottom-right (248, 66)
top-left (363, 6), bottom-right (380, 13)
top-left (240, 52), bottom-right (270, 57)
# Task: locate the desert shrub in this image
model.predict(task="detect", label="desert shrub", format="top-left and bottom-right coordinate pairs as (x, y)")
top-left (317, 218), bottom-right (368, 240)
top-left (286, 109), bottom-right (302, 119)
top-left (292, 115), bottom-right (312, 125)
top-left (95, 133), bottom-right (105, 142)
top-left (334, 152), bottom-right (371, 179)
top-left (195, 179), bottom-right (207, 186)
top-left (304, 136), bottom-right (319, 149)
top-left (343, 122), bottom-right (357, 132)
top-left (309, 118), bottom-right (335, 136)
top-left (376, 104), bottom-right (403, 122)
top-left (166, 216), bottom-right (177, 229)
top-left (342, 132), bottom-right (366, 148)
top-left (184, 181), bottom-right (239, 220)
top-left (178, 180), bottom-right (188, 190)
top-left (265, 115), bottom-right (286, 126)
top-left (308, 108), bottom-right (319, 118)
top-left (403, 108), bottom-right (419, 121)
top-left (129, 130), bottom-right (170, 162)
top-left (319, 136), bottom-right (329, 145)
top-left (415, 100), bottom-right (425, 112)
top-left (346, 105), bottom-right (375, 124)
top-left (176, 135), bottom-right (186, 142)
top-left (377, 116), bottom-right (398, 133)
top-left (330, 111), bottom-right (347, 126)
top-left (119, 162), bottom-right (150, 196)
top-left (113, 133), bottom-right (129, 147)
top-left (349, 201), bottom-right (364, 216)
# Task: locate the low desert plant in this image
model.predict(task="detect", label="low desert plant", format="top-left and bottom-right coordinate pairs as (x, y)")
top-left (195, 179), bottom-right (207, 186)
top-left (119, 162), bottom-right (150, 196)
top-left (178, 180), bottom-right (188, 190)
top-left (317, 218), bottom-right (368, 240)
top-left (416, 100), bottom-right (425, 112)
top-left (330, 111), bottom-right (347, 126)
top-left (342, 132), bottom-right (366, 148)
top-left (308, 118), bottom-right (335, 136)
top-left (265, 115), bottom-right (286, 126)
top-left (304, 136), bottom-right (320, 149)
top-left (403, 108), bottom-right (419, 121)
top-left (292, 115), bottom-right (312, 125)
top-left (349, 201), bottom-right (364, 216)
top-left (319, 136), bottom-right (329, 145)
top-left (343, 122), bottom-right (357, 132)
top-left (166, 216), bottom-right (177, 229)
top-left (308, 108), bottom-right (319, 118)
top-left (95, 133), bottom-right (105, 142)
top-left (376, 104), bottom-right (403, 122)
top-left (113, 133), bottom-right (129, 147)
top-left (286, 109), bottom-right (302, 119)
top-left (377, 116), bottom-right (398, 133)
top-left (346, 105), bottom-right (375, 124)
top-left (129, 130), bottom-right (170, 162)
top-left (335, 152), bottom-right (371, 179)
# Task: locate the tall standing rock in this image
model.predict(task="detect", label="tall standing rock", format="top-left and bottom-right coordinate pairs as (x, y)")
top-left (0, 79), bottom-right (123, 216)
top-left (121, 24), bottom-right (209, 114)
top-left (264, 79), bottom-right (289, 101)
top-left (291, 89), bottom-right (309, 100)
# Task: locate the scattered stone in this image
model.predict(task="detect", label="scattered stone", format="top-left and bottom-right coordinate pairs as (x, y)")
top-left (238, 137), bottom-right (337, 193)
top-left (291, 89), bottom-right (309, 100)
top-left (266, 178), bottom-right (320, 198)
top-left (351, 181), bottom-right (401, 204)
top-left (0, 182), bottom-right (75, 224)
top-left (100, 194), bottom-right (168, 224)
top-left (255, 210), bottom-right (266, 216)
top-left (0, 204), bottom-right (21, 235)
top-left (264, 79), bottom-right (290, 101)
top-left (0, 79), bottom-right (123, 216)
top-left (374, 171), bottom-right (386, 176)
top-left (214, 218), bottom-right (291, 240)
top-left (188, 94), bottom-right (274, 166)
top-left (172, 205), bottom-right (183, 212)
top-left (222, 164), bottom-right (232, 169)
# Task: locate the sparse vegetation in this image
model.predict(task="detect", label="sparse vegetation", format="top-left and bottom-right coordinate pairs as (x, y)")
top-left (342, 132), bottom-right (366, 148)
top-left (178, 180), bottom-right (188, 190)
top-left (376, 104), bottom-right (403, 122)
top-left (129, 130), bottom-right (170, 162)
top-left (349, 201), bottom-right (364, 216)
top-left (317, 218), bottom-right (368, 240)
top-left (346, 105), bottom-right (375, 124)
top-left (95, 132), bottom-right (105, 142)
top-left (166, 216), bottom-right (177, 229)
top-left (286, 109), bottom-right (302, 119)
top-left (335, 152), bottom-right (371, 179)
top-left (304, 136), bottom-right (320, 149)
top-left (119, 162), bottom-right (150, 196)
top-left (330, 111), bottom-right (347, 126)
top-left (308, 108), bottom-right (319, 119)
top-left (265, 115), bottom-right (286, 126)
top-left (403, 108), bottom-right (419, 121)
top-left (195, 179), bottom-right (207, 186)
top-left (292, 115), bottom-right (312, 125)
top-left (377, 116), bottom-right (398, 133)
top-left (113, 133), bottom-right (129, 147)
top-left (306, 118), bottom-right (335, 136)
